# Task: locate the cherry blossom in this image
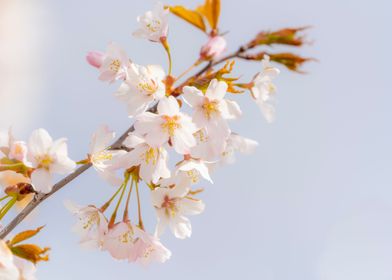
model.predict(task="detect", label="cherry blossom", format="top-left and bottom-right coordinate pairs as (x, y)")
top-left (221, 133), bottom-right (259, 164)
top-left (114, 133), bottom-right (170, 184)
top-left (88, 42), bottom-right (131, 83)
top-left (103, 221), bottom-right (153, 262)
top-left (28, 129), bottom-right (75, 193)
top-left (89, 125), bottom-right (126, 186)
top-left (115, 64), bottom-right (166, 117)
top-left (134, 96), bottom-right (197, 154)
top-left (133, 2), bottom-right (169, 42)
top-left (174, 158), bottom-right (213, 186)
top-left (65, 202), bottom-right (108, 249)
top-left (136, 231), bottom-right (171, 265)
top-left (251, 55), bottom-right (280, 123)
top-left (151, 183), bottom-right (205, 239)
top-left (0, 128), bottom-right (29, 165)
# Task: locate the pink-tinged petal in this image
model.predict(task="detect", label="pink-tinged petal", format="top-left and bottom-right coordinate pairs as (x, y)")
top-left (157, 96), bottom-right (179, 116)
top-left (31, 168), bottom-right (52, 193)
top-left (205, 79), bottom-right (228, 100)
top-left (86, 51), bottom-right (104, 68)
top-left (200, 35), bottom-right (227, 60)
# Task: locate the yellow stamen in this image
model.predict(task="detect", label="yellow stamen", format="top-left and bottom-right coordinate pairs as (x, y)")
top-left (161, 115), bottom-right (181, 136)
top-left (202, 99), bottom-right (219, 119)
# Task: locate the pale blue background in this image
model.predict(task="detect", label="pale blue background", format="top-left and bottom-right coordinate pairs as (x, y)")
top-left (1, 0), bottom-right (392, 279)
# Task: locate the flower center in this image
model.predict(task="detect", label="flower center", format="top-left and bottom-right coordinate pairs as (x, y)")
top-left (38, 154), bottom-right (53, 169)
top-left (137, 79), bottom-right (158, 95)
top-left (161, 115), bottom-right (181, 136)
top-left (109, 59), bottom-right (121, 73)
top-left (92, 150), bottom-right (113, 163)
top-left (161, 195), bottom-right (178, 217)
top-left (142, 148), bottom-right (157, 165)
top-left (81, 212), bottom-right (98, 231)
top-left (118, 228), bottom-right (136, 244)
top-left (146, 19), bottom-right (161, 32)
top-left (186, 170), bottom-right (199, 183)
top-left (202, 99), bottom-right (219, 119)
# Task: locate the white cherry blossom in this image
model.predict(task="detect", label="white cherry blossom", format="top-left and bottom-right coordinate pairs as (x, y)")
top-left (65, 201), bottom-right (108, 249)
top-left (151, 183), bottom-right (205, 239)
top-left (251, 55), bottom-right (280, 123)
top-left (115, 64), bottom-right (166, 117)
top-left (114, 133), bottom-right (170, 184)
top-left (89, 125), bottom-right (126, 186)
top-left (92, 42), bottom-right (130, 83)
top-left (183, 79), bottom-right (241, 152)
top-left (28, 129), bottom-right (75, 193)
top-left (134, 96), bottom-right (197, 154)
top-left (174, 158), bottom-right (213, 186)
top-left (133, 2), bottom-right (169, 42)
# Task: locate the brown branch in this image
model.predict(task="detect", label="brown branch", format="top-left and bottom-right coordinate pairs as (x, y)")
top-left (0, 44), bottom-right (252, 240)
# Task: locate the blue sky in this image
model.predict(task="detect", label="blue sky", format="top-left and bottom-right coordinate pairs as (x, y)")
top-left (1, 0), bottom-right (392, 279)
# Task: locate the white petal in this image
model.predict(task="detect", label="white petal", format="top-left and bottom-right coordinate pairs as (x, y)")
top-left (205, 79), bottom-right (228, 100)
top-left (28, 128), bottom-right (53, 156)
top-left (157, 96), bottom-right (179, 116)
top-left (31, 168), bottom-right (53, 193)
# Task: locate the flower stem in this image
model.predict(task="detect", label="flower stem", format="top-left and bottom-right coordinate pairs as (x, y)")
top-left (123, 179), bottom-right (134, 222)
top-left (109, 173), bottom-right (130, 227)
top-left (0, 197), bottom-right (17, 220)
top-left (100, 183), bottom-right (126, 212)
top-left (160, 37), bottom-right (172, 76)
top-left (175, 59), bottom-right (201, 82)
top-left (135, 181), bottom-right (144, 230)
top-left (0, 195), bottom-right (10, 203)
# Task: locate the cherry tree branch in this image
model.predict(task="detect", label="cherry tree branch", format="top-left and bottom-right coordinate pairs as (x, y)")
top-left (0, 45), bottom-right (252, 239)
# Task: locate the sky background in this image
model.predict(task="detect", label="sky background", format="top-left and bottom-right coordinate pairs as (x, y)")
top-left (1, 0), bottom-right (392, 279)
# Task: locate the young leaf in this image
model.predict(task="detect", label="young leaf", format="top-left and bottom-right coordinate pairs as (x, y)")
top-left (169, 6), bottom-right (206, 32)
top-left (197, 0), bottom-right (221, 31)
top-left (10, 244), bottom-right (50, 264)
top-left (9, 226), bottom-right (44, 246)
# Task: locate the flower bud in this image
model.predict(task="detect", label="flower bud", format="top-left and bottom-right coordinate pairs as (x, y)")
top-left (86, 51), bottom-right (104, 68)
top-left (200, 35), bottom-right (226, 60)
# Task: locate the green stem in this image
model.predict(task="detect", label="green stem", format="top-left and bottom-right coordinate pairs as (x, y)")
top-left (109, 173), bottom-right (130, 226)
top-left (100, 183), bottom-right (126, 212)
top-left (160, 37), bottom-right (172, 76)
top-left (0, 195), bottom-right (10, 203)
top-left (123, 179), bottom-right (134, 222)
top-left (0, 197), bottom-right (17, 220)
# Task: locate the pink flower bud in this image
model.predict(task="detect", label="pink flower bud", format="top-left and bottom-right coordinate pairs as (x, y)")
top-left (86, 51), bottom-right (104, 68)
top-left (200, 36), bottom-right (227, 60)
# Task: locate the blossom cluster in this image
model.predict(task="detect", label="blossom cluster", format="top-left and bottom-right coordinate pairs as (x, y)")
top-left (0, 0), bottom-right (311, 276)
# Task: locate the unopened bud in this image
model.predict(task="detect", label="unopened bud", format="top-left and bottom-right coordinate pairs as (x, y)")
top-left (86, 51), bottom-right (104, 68)
top-left (200, 35), bottom-right (227, 60)
top-left (5, 182), bottom-right (36, 201)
